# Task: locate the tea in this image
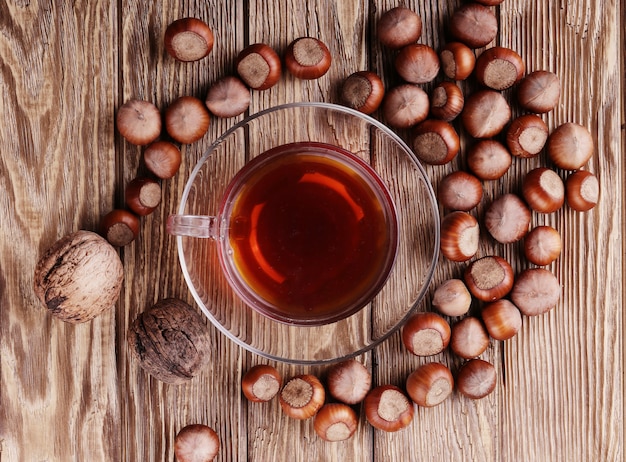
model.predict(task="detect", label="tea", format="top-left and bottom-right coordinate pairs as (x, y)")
top-left (226, 142), bottom-right (398, 323)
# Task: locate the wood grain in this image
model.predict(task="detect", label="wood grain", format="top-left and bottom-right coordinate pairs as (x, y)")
top-left (0, 1), bottom-right (623, 461)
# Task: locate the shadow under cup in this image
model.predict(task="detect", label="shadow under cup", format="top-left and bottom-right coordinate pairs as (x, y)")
top-left (171, 103), bottom-right (439, 364)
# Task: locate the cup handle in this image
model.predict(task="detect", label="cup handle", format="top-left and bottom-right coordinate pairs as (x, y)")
top-left (166, 215), bottom-right (220, 239)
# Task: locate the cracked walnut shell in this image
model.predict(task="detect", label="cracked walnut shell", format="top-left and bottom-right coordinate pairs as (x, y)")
top-left (128, 298), bottom-right (211, 384)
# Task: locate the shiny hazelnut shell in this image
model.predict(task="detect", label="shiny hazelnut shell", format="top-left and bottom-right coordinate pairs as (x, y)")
top-left (313, 403), bottom-right (358, 442)
top-left (382, 84), bottom-right (430, 128)
top-left (466, 140), bottom-right (512, 181)
top-left (406, 362), bottom-right (454, 407)
top-left (242, 364), bottom-right (283, 402)
top-left (522, 167), bottom-right (565, 214)
top-left (517, 70), bottom-right (561, 113)
top-left (394, 44), bottom-right (440, 84)
top-left (456, 359), bottom-right (497, 399)
top-left (279, 374), bottom-right (325, 420)
top-left (143, 141), bottom-right (182, 179)
top-left (464, 255), bottom-right (515, 302)
top-left (236, 43), bottom-right (282, 90)
top-left (449, 3), bottom-right (498, 49)
top-left (438, 170), bottom-right (483, 211)
top-left (474, 46), bottom-right (525, 90)
top-left (364, 385), bottom-right (414, 432)
top-left (462, 90), bottom-right (511, 139)
top-left (430, 81), bottom-right (465, 122)
top-left (506, 114), bottom-right (549, 158)
top-left (412, 119), bottom-right (460, 165)
top-left (439, 42), bottom-right (476, 80)
top-left (164, 17), bottom-right (214, 62)
top-left (450, 316), bottom-right (490, 359)
top-left (440, 211), bottom-right (480, 262)
top-left (284, 37), bottom-right (332, 80)
top-left (547, 122), bottom-right (594, 170)
top-left (341, 71), bottom-right (385, 114)
top-left (377, 7), bottom-right (423, 48)
top-left (524, 225), bottom-right (562, 266)
top-left (484, 193), bottom-right (531, 244)
top-left (165, 96), bottom-right (211, 144)
top-left (402, 312), bottom-right (451, 356)
top-left (566, 170), bottom-right (599, 211)
top-left (481, 299), bottom-right (523, 340)
top-left (510, 268), bottom-right (561, 316)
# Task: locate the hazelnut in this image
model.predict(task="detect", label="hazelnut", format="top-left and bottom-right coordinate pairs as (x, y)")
top-left (33, 230), bottom-right (124, 323)
top-left (164, 18), bottom-right (214, 62)
top-left (236, 43), bottom-right (282, 91)
top-left (510, 268), bottom-right (561, 316)
top-left (506, 114), bottom-right (549, 158)
top-left (326, 359), bottom-right (372, 405)
top-left (101, 209), bottom-right (140, 247)
top-left (116, 99), bottom-right (161, 146)
top-left (547, 122), bottom-right (594, 170)
top-left (377, 7), bottom-right (422, 48)
top-left (440, 211), bottom-right (480, 262)
top-left (430, 81), bottom-right (464, 122)
top-left (461, 90), bottom-right (511, 139)
top-left (242, 364), bottom-right (282, 402)
top-left (406, 362), bottom-right (454, 407)
top-left (566, 170), bottom-right (599, 212)
top-left (449, 3), bottom-right (498, 49)
top-left (394, 44), bottom-right (440, 84)
top-left (439, 42), bottom-right (475, 81)
top-left (484, 193), bottom-right (531, 244)
top-left (438, 170), bottom-right (483, 211)
top-left (382, 84), bottom-right (430, 129)
top-left (450, 316), bottom-right (490, 359)
top-left (456, 359), bottom-right (497, 399)
top-left (524, 226), bottom-right (562, 266)
top-left (412, 119), bottom-right (460, 165)
top-left (314, 403), bottom-right (358, 442)
top-left (474, 46), bottom-right (525, 90)
top-left (402, 312), bottom-right (451, 356)
top-left (466, 140), bottom-right (512, 181)
top-left (341, 71), bottom-right (385, 115)
top-left (464, 255), bottom-right (515, 302)
top-left (517, 70), bottom-right (561, 113)
top-left (279, 374), bottom-right (325, 420)
top-left (284, 37), bottom-right (332, 80)
top-left (174, 424), bottom-right (219, 462)
top-left (481, 299), bottom-right (522, 341)
top-left (522, 167), bottom-right (565, 214)
top-left (364, 385), bottom-right (414, 432)
top-left (128, 298), bottom-right (211, 384)
top-left (205, 76), bottom-right (251, 118)
top-left (432, 279), bottom-right (472, 317)
top-left (165, 96), bottom-right (211, 144)
top-left (125, 177), bottom-right (162, 216)
top-left (143, 141), bottom-right (182, 179)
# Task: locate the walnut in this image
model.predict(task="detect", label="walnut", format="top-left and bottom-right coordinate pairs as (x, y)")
top-left (33, 230), bottom-right (124, 323)
top-left (128, 298), bottom-right (211, 384)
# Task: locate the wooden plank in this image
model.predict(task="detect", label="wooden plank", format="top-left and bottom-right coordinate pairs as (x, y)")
top-left (116, 1), bottom-right (248, 461)
top-left (498, 1), bottom-right (623, 461)
top-left (0, 1), bottom-right (622, 461)
top-left (242, 2), bottom-right (375, 461)
top-left (0, 1), bottom-right (120, 461)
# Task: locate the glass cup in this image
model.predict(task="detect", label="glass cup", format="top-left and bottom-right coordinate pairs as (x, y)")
top-left (168, 141), bottom-right (399, 326)
top-left (168, 102), bottom-right (439, 364)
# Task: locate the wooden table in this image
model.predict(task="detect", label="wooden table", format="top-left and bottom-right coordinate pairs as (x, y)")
top-left (1, 1), bottom-right (623, 460)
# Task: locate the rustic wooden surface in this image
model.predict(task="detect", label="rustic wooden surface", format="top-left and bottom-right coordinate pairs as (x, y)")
top-left (1, 1), bottom-right (623, 461)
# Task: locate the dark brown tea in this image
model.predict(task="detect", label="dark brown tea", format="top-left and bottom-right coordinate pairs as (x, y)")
top-left (224, 142), bottom-right (398, 324)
